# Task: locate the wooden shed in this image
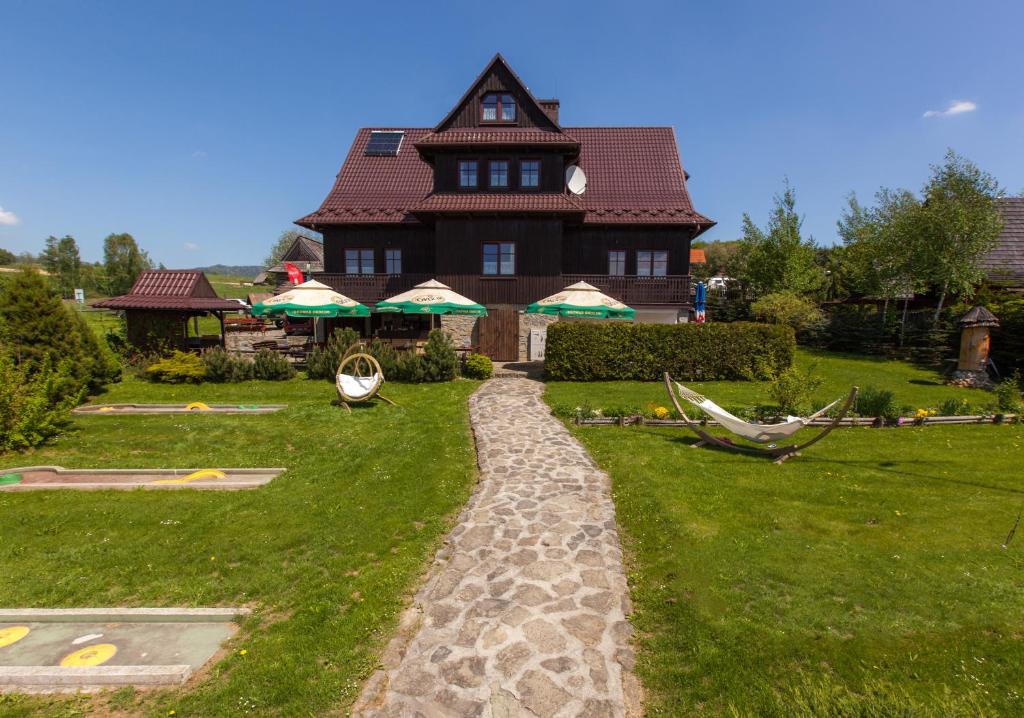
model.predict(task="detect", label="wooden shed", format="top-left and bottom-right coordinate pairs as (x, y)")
top-left (94, 270), bottom-right (242, 351)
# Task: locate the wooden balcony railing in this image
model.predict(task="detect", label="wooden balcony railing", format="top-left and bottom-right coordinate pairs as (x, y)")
top-left (313, 273), bottom-right (692, 307)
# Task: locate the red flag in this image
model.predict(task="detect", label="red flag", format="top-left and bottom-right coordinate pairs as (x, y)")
top-left (284, 262), bottom-right (303, 285)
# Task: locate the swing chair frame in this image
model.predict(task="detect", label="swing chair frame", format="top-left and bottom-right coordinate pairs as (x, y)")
top-left (663, 372), bottom-right (858, 464)
top-left (336, 343), bottom-right (397, 413)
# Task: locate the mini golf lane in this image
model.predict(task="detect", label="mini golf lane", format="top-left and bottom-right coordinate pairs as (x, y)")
top-left (74, 402), bottom-right (286, 414)
top-left (0, 608), bottom-right (249, 692)
top-left (0, 467), bottom-right (286, 491)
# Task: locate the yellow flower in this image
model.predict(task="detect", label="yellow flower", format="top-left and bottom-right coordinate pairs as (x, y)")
top-left (895, 510), bottom-right (902, 516)
top-left (168, 711), bottom-right (176, 716)
top-left (209, 556), bottom-right (216, 561)
top-left (654, 406), bottom-right (670, 419)
top-left (239, 649), bottom-right (248, 656)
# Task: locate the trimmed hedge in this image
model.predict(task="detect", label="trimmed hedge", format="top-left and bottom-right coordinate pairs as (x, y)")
top-left (545, 321), bottom-right (795, 381)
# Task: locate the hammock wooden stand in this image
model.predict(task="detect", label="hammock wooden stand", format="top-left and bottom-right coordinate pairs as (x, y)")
top-left (335, 343), bottom-right (396, 413)
top-left (663, 372), bottom-right (858, 464)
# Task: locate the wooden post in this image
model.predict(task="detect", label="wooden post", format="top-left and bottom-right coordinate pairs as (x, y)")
top-left (218, 312), bottom-right (226, 349)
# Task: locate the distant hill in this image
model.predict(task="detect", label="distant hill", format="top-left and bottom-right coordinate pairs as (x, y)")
top-left (192, 264), bottom-right (263, 277)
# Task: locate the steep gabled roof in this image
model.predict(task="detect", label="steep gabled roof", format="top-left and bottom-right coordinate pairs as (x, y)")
top-left (94, 270), bottom-right (241, 311)
top-left (434, 53), bottom-right (560, 132)
top-left (981, 197), bottom-right (1024, 287)
top-left (282, 235), bottom-right (323, 263)
top-left (296, 127), bottom-right (713, 229)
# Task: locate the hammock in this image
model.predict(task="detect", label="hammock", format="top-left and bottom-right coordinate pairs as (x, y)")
top-left (663, 373), bottom-right (858, 464)
top-left (671, 382), bottom-right (841, 443)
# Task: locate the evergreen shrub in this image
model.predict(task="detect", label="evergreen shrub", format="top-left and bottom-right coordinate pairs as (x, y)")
top-left (544, 321), bottom-right (795, 381)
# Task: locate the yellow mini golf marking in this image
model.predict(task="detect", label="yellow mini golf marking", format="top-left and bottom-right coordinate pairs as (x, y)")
top-left (60, 643), bottom-right (117, 667)
top-left (0, 626), bottom-right (30, 648)
top-left (151, 469), bottom-right (228, 485)
top-left (98, 406), bottom-right (115, 412)
top-left (185, 402), bottom-right (212, 411)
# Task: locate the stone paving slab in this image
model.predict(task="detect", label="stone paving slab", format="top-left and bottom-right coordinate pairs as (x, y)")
top-left (353, 379), bottom-right (641, 718)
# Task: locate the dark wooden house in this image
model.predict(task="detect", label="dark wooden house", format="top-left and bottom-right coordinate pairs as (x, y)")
top-left (297, 54), bottom-right (714, 360)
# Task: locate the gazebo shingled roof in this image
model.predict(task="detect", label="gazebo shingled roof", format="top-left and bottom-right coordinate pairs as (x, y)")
top-left (94, 270), bottom-right (241, 312)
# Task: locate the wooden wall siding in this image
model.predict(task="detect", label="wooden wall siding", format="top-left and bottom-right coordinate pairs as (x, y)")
top-left (435, 218), bottom-right (562, 275)
top-left (322, 226), bottom-right (435, 274)
top-left (434, 153), bottom-right (566, 193)
top-left (562, 227), bottom-right (694, 275)
top-left (315, 273), bottom-right (691, 307)
top-left (439, 64), bottom-right (559, 131)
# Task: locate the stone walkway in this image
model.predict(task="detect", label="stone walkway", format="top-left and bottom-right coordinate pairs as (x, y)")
top-left (353, 379), bottom-right (640, 718)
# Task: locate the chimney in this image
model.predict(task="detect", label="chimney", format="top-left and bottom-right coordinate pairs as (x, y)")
top-left (538, 99), bottom-right (560, 124)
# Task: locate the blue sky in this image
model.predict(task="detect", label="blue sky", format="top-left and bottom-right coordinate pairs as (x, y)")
top-left (1, 0), bottom-right (1022, 267)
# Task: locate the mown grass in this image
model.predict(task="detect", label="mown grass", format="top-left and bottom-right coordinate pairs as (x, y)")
top-left (546, 353), bottom-right (1024, 716)
top-left (0, 376), bottom-right (479, 717)
top-left (546, 347), bottom-right (987, 417)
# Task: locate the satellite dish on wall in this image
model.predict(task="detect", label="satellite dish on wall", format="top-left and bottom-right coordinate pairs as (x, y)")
top-left (565, 165), bottom-right (587, 195)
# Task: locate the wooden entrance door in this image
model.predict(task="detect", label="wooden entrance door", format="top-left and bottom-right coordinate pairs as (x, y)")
top-left (478, 305), bottom-right (520, 361)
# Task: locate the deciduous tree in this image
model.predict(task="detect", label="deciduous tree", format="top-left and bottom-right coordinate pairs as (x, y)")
top-left (103, 233), bottom-right (152, 296)
top-left (737, 182), bottom-right (823, 297)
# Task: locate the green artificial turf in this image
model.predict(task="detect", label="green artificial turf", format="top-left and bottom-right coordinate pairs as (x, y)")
top-left (0, 376), bottom-right (479, 717)
top-left (545, 353), bottom-right (1024, 716)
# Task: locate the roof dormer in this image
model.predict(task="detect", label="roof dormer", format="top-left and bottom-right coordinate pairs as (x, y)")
top-left (434, 53), bottom-right (561, 132)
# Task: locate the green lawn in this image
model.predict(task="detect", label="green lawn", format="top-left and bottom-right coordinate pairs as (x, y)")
top-left (0, 376), bottom-right (479, 717)
top-left (546, 348), bottom-right (990, 417)
top-left (546, 354), bottom-right (1024, 716)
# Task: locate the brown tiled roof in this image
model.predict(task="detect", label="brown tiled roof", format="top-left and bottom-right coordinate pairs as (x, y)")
top-left (415, 129), bottom-right (578, 149)
top-left (411, 192), bottom-right (583, 215)
top-left (981, 198), bottom-right (1024, 287)
top-left (297, 128), bottom-right (433, 225)
top-left (297, 127), bottom-right (713, 230)
top-left (93, 270), bottom-right (241, 311)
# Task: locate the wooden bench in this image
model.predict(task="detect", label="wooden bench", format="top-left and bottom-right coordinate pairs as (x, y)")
top-left (225, 317), bottom-right (266, 334)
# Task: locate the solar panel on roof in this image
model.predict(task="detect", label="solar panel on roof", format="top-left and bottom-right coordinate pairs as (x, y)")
top-left (365, 131), bottom-right (404, 156)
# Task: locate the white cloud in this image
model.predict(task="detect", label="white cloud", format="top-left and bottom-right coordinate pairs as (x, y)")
top-left (0, 207), bottom-right (20, 226)
top-left (923, 100), bottom-right (977, 118)
top-left (183, 242), bottom-right (200, 251)
top-left (191, 150), bottom-right (207, 158)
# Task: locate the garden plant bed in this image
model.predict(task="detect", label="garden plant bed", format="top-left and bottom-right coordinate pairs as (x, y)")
top-left (0, 608), bottom-right (248, 693)
top-left (73, 403), bottom-right (286, 415)
top-left (575, 413), bottom-right (1018, 427)
top-left (0, 467), bottom-right (286, 491)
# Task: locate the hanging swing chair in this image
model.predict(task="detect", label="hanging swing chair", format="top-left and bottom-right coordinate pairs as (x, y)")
top-left (663, 372), bottom-right (858, 464)
top-left (335, 343), bottom-right (396, 413)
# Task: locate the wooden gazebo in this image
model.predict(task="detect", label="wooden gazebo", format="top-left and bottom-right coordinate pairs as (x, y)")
top-left (94, 270), bottom-right (242, 351)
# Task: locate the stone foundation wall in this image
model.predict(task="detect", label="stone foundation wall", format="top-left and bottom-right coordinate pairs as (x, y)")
top-left (519, 312), bottom-right (557, 361)
top-left (440, 314), bottom-right (478, 351)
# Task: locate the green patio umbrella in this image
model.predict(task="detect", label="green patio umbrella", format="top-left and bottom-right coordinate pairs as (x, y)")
top-left (375, 279), bottom-right (487, 316)
top-left (251, 280), bottom-right (369, 318)
top-left (526, 281), bottom-right (635, 320)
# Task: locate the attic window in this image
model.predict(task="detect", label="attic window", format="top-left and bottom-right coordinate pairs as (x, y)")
top-left (482, 93), bottom-right (516, 123)
top-left (365, 131), bottom-right (404, 156)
